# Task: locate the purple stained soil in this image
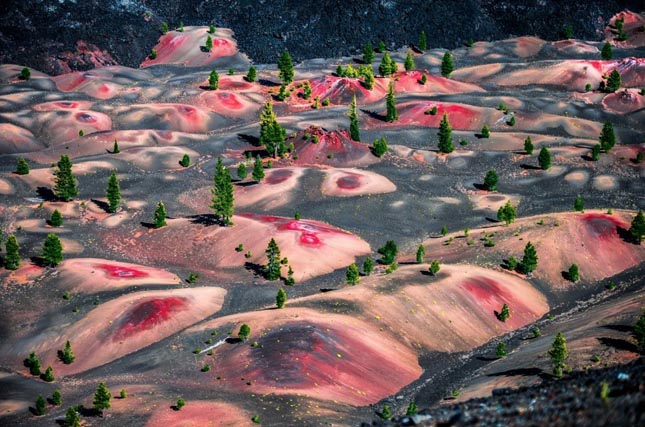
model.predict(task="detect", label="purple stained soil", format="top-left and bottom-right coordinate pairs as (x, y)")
top-left (265, 168), bottom-right (293, 185)
top-left (336, 173), bottom-right (361, 190)
top-left (113, 297), bottom-right (188, 341)
top-left (582, 213), bottom-right (625, 242)
top-left (76, 112), bottom-right (97, 123)
top-left (460, 277), bottom-right (512, 305)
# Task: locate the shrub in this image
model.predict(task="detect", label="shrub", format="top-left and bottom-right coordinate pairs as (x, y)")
top-left (150, 49), bottom-right (157, 59)
top-left (371, 137), bottom-right (388, 157)
top-left (16, 157), bottom-right (29, 175)
top-left (481, 125), bottom-right (490, 138)
top-left (496, 342), bottom-right (507, 357)
top-left (238, 324), bottom-right (251, 341)
top-left (176, 398), bottom-right (185, 410)
top-left (20, 67), bottom-right (31, 80)
top-left (179, 154), bottom-right (190, 167)
top-left (161, 22), bottom-right (169, 34)
top-left (429, 260), bottom-right (440, 275)
top-left (496, 303), bottom-right (510, 322)
top-left (246, 66), bottom-right (257, 82)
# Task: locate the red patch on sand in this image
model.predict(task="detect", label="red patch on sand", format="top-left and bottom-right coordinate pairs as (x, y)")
top-left (114, 297), bottom-right (188, 340)
top-left (461, 277), bottom-right (512, 305)
top-left (336, 174), bottom-right (361, 189)
top-left (95, 263), bottom-right (149, 278)
top-left (265, 168), bottom-right (293, 184)
top-left (582, 213), bottom-right (625, 242)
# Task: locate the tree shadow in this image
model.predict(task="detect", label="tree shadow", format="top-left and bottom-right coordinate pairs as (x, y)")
top-left (244, 261), bottom-right (265, 278)
top-left (487, 367), bottom-right (542, 377)
top-left (519, 164), bottom-right (542, 170)
top-left (319, 288), bottom-right (337, 293)
top-left (473, 183), bottom-right (488, 191)
top-left (238, 133), bottom-right (260, 146)
top-left (140, 221), bottom-right (156, 229)
top-left (597, 337), bottom-right (638, 353)
top-left (225, 337), bottom-right (242, 344)
top-left (616, 226), bottom-right (636, 244)
top-left (476, 356), bottom-right (498, 362)
top-left (36, 186), bottom-right (57, 201)
top-left (561, 270), bottom-right (572, 281)
top-left (189, 214), bottom-right (221, 227)
top-left (360, 109), bottom-right (386, 122)
top-left (91, 198), bottom-right (110, 213)
top-left (258, 78), bottom-right (280, 87)
top-left (234, 181), bottom-right (257, 188)
top-left (602, 324), bottom-right (633, 333)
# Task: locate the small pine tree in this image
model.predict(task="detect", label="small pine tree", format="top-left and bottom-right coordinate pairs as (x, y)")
top-left (429, 260), bottom-right (440, 275)
top-left (112, 139), bottom-right (120, 154)
top-left (538, 146), bottom-right (551, 170)
top-left (153, 201), bottom-right (167, 228)
top-left (238, 324), bottom-right (251, 341)
top-left (371, 137), bottom-right (388, 157)
top-left (380, 404), bottom-right (392, 420)
top-left (302, 80), bottom-right (312, 99)
top-left (42, 366), bottom-right (54, 382)
top-left (634, 309), bottom-right (645, 353)
top-left (404, 51), bottom-right (415, 71)
top-left (60, 340), bottom-right (75, 364)
top-left (599, 121), bottom-right (616, 152)
top-left (20, 67), bottom-right (31, 81)
top-left (406, 401), bottom-right (418, 416)
top-left (346, 263), bottom-right (360, 285)
top-left (180, 154), bottom-right (190, 167)
top-left (521, 241), bottom-right (538, 274)
top-left (564, 24), bottom-right (573, 39)
top-left (438, 113), bottom-right (454, 153)
top-left (4, 235), bottom-right (20, 270)
top-left (16, 157), bottom-right (30, 175)
top-left (237, 163), bottom-right (247, 180)
top-left (568, 264), bottom-right (579, 282)
top-left (106, 171), bottom-right (121, 213)
top-left (385, 81), bottom-right (398, 122)
top-left (265, 238), bottom-right (281, 280)
top-left (41, 234), bottom-right (63, 267)
top-left (637, 152), bottom-right (643, 164)
top-left (150, 49), bottom-right (157, 60)
top-left (278, 50), bottom-right (294, 85)
top-left (496, 342), bottom-right (507, 357)
top-left (208, 24), bottom-right (216, 33)
top-left (507, 116), bottom-right (515, 126)
top-left (379, 52), bottom-right (395, 77)
top-left (120, 389), bottom-right (127, 399)
top-left (605, 70), bottom-right (621, 92)
top-left (246, 66), bottom-right (257, 82)
top-left (208, 70), bottom-right (219, 90)
top-left (378, 240), bottom-right (398, 264)
top-left (252, 156), bottom-right (265, 182)
top-left (416, 245), bottom-right (425, 263)
top-left (419, 31), bottom-right (427, 51)
top-left (601, 42), bottom-right (613, 60)
top-left (573, 195), bottom-right (584, 212)
top-left (276, 288), bottom-right (287, 308)
top-left (629, 210), bottom-right (645, 244)
top-left (497, 201), bottom-right (517, 225)
top-left (259, 102), bottom-right (286, 157)
top-left (54, 155), bottom-right (78, 201)
top-left (363, 41), bottom-right (374, 64)
top-left (481, 124), bottom-right (490, 138)
top-left (25, 351), bottom-right (42, 376)
top-left (65, 406), bottom-right (81, 427)
top-left (548, 332), bottom-right (568, 377)
top-left (363, 257), bottom-right (374, 275)
top-left (483, 169), bottom-right (498, 191)
top-left (210, 157), bottom-right (234, 225)
top-left (348, 95), bottom-right (360, 141)
top-left (161, 22), bottom-right (169, 34)
top-left (441, 51), bottom-right (454, 78)
top-left (420, 73), bottom-right (427, 85)
top-left (591, 144), bottom-right (600, 161)
top-left (51, 390), bottom-right (62, 406)
top-left (497, 303), bottom-right (510, 322)
top-left (34, 395), bottom-right (46, 415)
top-left (362, 67), bottom-right (375, 90)
top-left (178, 21), bottom-right (184, 32)
top-left (93, 382), bottom-right (111, 415)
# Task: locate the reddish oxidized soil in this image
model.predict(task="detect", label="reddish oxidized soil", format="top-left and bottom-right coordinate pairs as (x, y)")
top-left (336, 173), bottom-right (361, 190)
top-left (264, 168), bottom-right (294, 184)
top-left (113, 297), bottom-right (188, 341)
top-left (94, 263), bottom-right (150, 278)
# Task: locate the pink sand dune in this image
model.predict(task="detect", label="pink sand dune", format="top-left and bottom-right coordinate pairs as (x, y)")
top-left (113, 103), bottom-right (223, 133)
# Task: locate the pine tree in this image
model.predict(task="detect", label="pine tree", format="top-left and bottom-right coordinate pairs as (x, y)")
top-left (599, 121), bottom-right (616, 152)
top-left (346, 263), bottom-right (360, 285)
top-left (54, 155), bottom-right (78, 201)
top-left (548, 332), bottom-right (568, 377)
top-left (416, 245), bottom-right (425, 263)
top-left (363, 41), bottom-right (374, 65)
top-left (497, 201), bottom-right (517, 225)
top-left (441, 51), bottom-right (454, 78)
top-left (568, 264), bottom-right (579, 282)
top-left (276, 288), bottom-right (287, 308)
top-left (437, 113), bottom-right (454, 153)
top-left (178, 21), bottom-right (184, 32)
top-left (41, 234), bottom-right (63, 267)
top-left (161, 22), bottom-right (169, 34)
top-left (497, 303), bottom-right (510, 322)
top-left (483, 169), bottom-right (498, 191)
top-left (265, 238), bottom-right (281, 280)
top-left (524, 136), bottom-right (534, 154)
top-left (180, 154), bottom-right (190, 167)
top-left (208, 70), bottom-right (219, 90)
top-left (634, 310), bottom-right (645, 352)
top-left (278, 50), bottom-right (294, 85)
top-left (591, 144), bottom-right (601, 161)
top-left (601, 42), bottom-right (613, 60)
top-left (362, 67), bottom-right (375, 90)
top-left (237, 163), bottom-right (247, 180)
top-left (381, 404), bottom-right (392, 420)
top-left (302, 80), bottom-right (312, 99)
top-left (93, 382), bottom-right (111, 415)
top-left (42, 365), bottom-right (54, 382)
top-left (377, 40), bottom-right (386, 53)
top-left (406, 401), bottom-right (418, 416)
top-left (379, 52), bottom-right (395, 77)
top-left (378, 240), bottom-right (398, 264)
top-left (605, 70), bottom-right (621, 92)
top-left (65, 406), bottom-right (81, 427)
top-left (404, 52), bottom-right (415, 71)
top-left (4, 235), bottom-right (20, 270)
top-left (112, 139), bottom-right (120, 154)
top-left (419, 31), bottom-right (427, 51)
top-left (246, 65), bottom-right (257, 82)
top-left (285, 265), bottom-right (295, 285)
top-left (348, 95), bottom-right (360, 141)
top-left (208, 24), bottom-right (216, 34)
top-left (496, 342), bottom-right (507, 357)
top-left (34, 395), bottom-right (46, 415)
top-left (25, 351), bottom-right (41, 376)
top-left (259, 102), bottom-right (286, 157)
top-left (205, 35), bottom-right (213, 51)
top-left (573, 195), bottom-right (584, 212)
top-left (429, 260), bottom-right (440, 275)
top-left (629, 210), bottom-right (645, 244)
top-left (538, 146), bottom-right (551, 170)
top-left (106, 171), bottom-right (121, 213)
top-left (252, 156), bottom-right (265, 182)
top-left (238, 324), bottom-right (251, 341)
top-left (16, 157), bottom-right (29, 174)
top-left (51, 390), bottom-right (62, 406)
top-left (385, 81), bottom-right (398, 122)
top-left (60, 340), bottom-right (75, 364)
top-left (20, 67), bottom-right (31, 81)
top-left (363, 257), bottom-right (374, 275)
top-left (521, 241), bottom-right (538, 274)
top-left (153, 201), bottom-right (167, 228)
top-left (210, 157), bottom-right (234, 225)
top-left (420, 73), bottom-right (427, 85)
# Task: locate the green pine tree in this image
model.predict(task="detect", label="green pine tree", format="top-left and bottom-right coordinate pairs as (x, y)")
top-left (265, 238), bottom-right (282, 280)
top-left (54, 155), bottom-right (78, 201)
top-left (363, 41), bottom-right (374, 65)
top-left (538, 146), bottom-right (551, 170)
top-left (568, 264), bottom-right (579, 282)
top-left (51, 390), bottom-right (62, 406)
top-left (381, 404), bottom-right (392, 420)
top-left (548, 332), bottom-right (568, 377)
top-left (496, 342), bottom-right (507, 357)
top-left (252, 156), bottom-right (265, 182)
top-left (238, 324), bottom-right (251, 341)
top-left (385, 81), bottom-right (398, 122)
top-left (363, 257), bottom-right (374, 275)
top-left (93, 382), bottom-right (112, 415)
top-left (259, 102), bottom-right (286, 157)
top-left (34, 395), bottom-right (47, 415)
top-left (481, 124), bottom-right (490, 138)
top-left (591, 144), bottom-right (601, 161)
top-left (4, 235), bottom-right (20, 270)
top-left (483, 169), bottom-right (498, 191)
top-left (348, 95), bottom-right (360, 141)
top-left (346, 263), bottom-right (360, 285)
top-left (497, 201), bottom-right (517, 225)
top-left (60, 340), bottom-right (75, 364)
top-left (42, 365), bottom-right (54, 382)
top-left (246, 66), bottom-right (257, 82)
top-left (25, 351), bottom-right (41, 376)
top-left (237, 163), bottom-right (247, 180)
top-left (599, 121), bottom-right (616, 152)
top-left (605, 69), bottom-right (621, 92)
top-left (208, 24), bottom-right (216, 34)
top-left (20, 67), bottom-right (31, 81)
top-left (406, 401), bottom-right (418, 416)
top-left (161, 22), bottom-right (169, 34)
top-left (205, 35), bottom-right (213, 51)
top-left (429, 260), bottom-right (440, 275)
top-left (278, 50), bottom-right (294, 85)
top-left (441, 51), bottom-right (454, 78)
top-left (362, 67), bottom-right (375, 90)
top-left (521, 241), bottom-right (538, 274)
top-left (379, 52), bottom-right (395, 77)
top-left (41, 233), bottom-right (63, 267)
top-left (419, 31), bottom-right (427, 51)
top-left (629, 210), bottom-right (645, 244)
top-left (208, 70), bottom-right (219, 90)
top-left (524, 136), bottom-right (534, 154)
top-left (377, 40), bottom-right (386, 53)
top-left (416, 244), bottom-right (425, 263)
top-left (276, 288), bottom-right (287, 308)
top-left (497, 303), bottom-right (510, 322)
top-left (601, 42), bottom-right (613, 60)
top-left (210, 157), bottom-right (234, 225)
top-left (437, 113), bottom-right (455, 153)
top-left (16, 157), bottom-right (30, 175)
top-left (302, 80), bottom-right (312, 99)
top-left (573, 195), bottom-right (584, 212)
top-left (106, 171), bottom-right (121, 213)
top-left (404, 51), bottom-right (415, 71)
top-left (634, 309), bottom-right (645, 352)
top-left (153, 201), bottom-right (167, 228)
top-left (65, 406), bottom-right (81, 427)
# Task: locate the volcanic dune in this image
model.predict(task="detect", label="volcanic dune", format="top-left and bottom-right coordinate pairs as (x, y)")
top-left (288, 127), bottom-right (378, 167)
top-left (112, 103), bottom-right (227, 133)
top-left (102, 214), bottom-right (371, 282)
top-left (185, 308), bottom-right (421, 406)
top-left (9, 287), bottom-right (226, 375)
top-left (320, 168), bottom-right (396, 197)
top-left (145, 401), bottom-right (253, 427)
top-left (52, 66), bottom-right (153, 99)
top-left (235, 167), bottom-right (305, 210)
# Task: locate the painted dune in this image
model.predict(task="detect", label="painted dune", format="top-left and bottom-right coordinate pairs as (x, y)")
top-left (288, 127), bottom-right (377, 167)
top-left (9, 287), bottom-right (226, 375)
top-left (320, 168), bottom-right (396, 197)
top-left (145, 401), bottom-right (253, 427)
